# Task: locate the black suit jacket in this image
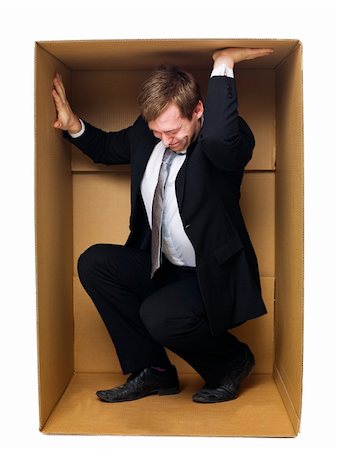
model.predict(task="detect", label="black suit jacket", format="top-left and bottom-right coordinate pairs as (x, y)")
top-left (66, 75), bottom-right (267, 335)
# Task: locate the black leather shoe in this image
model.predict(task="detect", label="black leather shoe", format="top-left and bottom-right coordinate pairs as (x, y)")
top-left (96, 366), bottom-right (180, 402)
top-left (192, 346), bottom-right (255, 403)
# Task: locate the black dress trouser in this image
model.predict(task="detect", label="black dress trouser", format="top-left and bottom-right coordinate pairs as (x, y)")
top-left (77, 243), bottom-right (247, 384)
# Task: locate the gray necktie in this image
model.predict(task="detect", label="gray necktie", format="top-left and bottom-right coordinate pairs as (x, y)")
top-left (151, 148), bottom-right (177, 278)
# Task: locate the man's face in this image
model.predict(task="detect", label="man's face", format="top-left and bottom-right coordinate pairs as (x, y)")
top-left (147, 101), bottom-right (204, 153)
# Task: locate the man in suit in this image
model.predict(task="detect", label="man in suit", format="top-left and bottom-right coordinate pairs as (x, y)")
top-left (52, 47), bottom-right (273, 403)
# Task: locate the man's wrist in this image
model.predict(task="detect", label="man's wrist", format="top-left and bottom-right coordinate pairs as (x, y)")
top-left (211, 63), bottom-right (234, 78)
top-left (68, 118), bottom-right (85, 138)
top-left (213, 55), bottom-right (234, 70)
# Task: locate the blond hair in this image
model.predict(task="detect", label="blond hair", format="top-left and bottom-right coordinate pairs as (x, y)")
top-left (138, 65), bottom-right (202, 122)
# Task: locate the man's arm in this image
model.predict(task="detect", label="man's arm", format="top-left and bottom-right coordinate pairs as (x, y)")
top-left (200, 47), bottom-right (273, 171)
top-left (212, 47), bottom-right (273, 69)
top-left (52, 73), bottom-right (132, 165)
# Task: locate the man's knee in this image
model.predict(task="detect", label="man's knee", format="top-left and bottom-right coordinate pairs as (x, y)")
top-left (77, 244), bottom-right (102, 281)
top-left (77, 244), bottom-right (121, 283)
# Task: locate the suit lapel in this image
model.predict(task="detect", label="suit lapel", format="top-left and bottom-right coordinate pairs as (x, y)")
top-left (176, 158), bottom-right (187, 212)
top-left (175, 140), bottom-right (198, 213)
top-left (131, 133), bottom-right (158, 209)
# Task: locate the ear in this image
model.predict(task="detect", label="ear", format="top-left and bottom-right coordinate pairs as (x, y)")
top-left (194, 100), bottom-right (204, 119)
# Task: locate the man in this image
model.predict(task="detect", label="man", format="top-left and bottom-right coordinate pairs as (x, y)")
top-left (52, 47), bottom-right (273, 404)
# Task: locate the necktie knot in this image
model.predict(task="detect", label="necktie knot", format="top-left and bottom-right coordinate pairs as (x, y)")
top-left (162, 147), bottom-right (177, 164)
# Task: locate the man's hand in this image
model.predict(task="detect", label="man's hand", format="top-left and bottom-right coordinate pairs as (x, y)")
top-left (212, 47), bottom-right (274, 69)
top-left (52, 73), bottom-right (82, 133)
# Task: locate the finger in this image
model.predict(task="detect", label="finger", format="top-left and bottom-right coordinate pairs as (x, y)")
top-left (51, 88), bottom-right (64, 108)
top-left (53, 73), bottom-right (67, 101)
top-left (53, 78), bottom-right (65, 102)
top-left (255, 48), bottom-right (274, 56)
top-left (51, 89), bottom-right (69, 121)
top-left (246, 48), bottom-right (274, 59)
top-left (57, 75), bottom-right (67, 98)
top-left (55, 72), bottom-right (64, 86)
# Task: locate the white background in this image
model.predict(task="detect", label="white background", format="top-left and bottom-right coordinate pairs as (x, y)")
top-left (1, 0), bottom-right (336, 449)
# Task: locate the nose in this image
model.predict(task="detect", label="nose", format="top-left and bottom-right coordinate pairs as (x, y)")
top-left (161, 134), bottom-right (174, 147)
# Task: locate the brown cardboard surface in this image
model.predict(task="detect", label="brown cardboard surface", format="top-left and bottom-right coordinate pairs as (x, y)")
top-left (39, 39), bottom-right (298, 71)
top-left (35, 39), bottom-right (303, 436)
top-left (42, 373), bottom-right (294, 436)
top-left (74, 277), bottom-right (274, 374)
top-left (274, 43), bottom-right (304, 433)
top-left (236, 70), bottom-right (276, 170)
top-left (35, 44), bottom-right (74, 428)
top-left (72, 172), bottom-right (131, 268)
top-left (240, 172), bottom-right (275, 277)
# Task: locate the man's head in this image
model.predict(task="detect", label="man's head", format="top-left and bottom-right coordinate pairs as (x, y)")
top-left (138, 65), bottom-right (204, 152)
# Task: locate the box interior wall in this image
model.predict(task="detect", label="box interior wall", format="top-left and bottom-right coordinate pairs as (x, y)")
top-left (35, 39), bottom-right (303, 437)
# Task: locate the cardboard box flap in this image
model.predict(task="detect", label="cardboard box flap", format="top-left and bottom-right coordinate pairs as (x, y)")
top-left (35, 44), bottom-right (74, 428)
top-left (38, 39), bottom-right (299, 70)
top-left (274, 42), bottom-right (304, 434)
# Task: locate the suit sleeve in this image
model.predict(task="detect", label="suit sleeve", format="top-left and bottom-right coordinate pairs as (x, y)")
top-left (200, 76), bottom-right (255, 171)
top-left (63, 118), bottom-right (137, 165)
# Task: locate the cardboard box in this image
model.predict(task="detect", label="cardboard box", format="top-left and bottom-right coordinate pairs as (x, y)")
top-left (35, 39), bottom-right (303, 436)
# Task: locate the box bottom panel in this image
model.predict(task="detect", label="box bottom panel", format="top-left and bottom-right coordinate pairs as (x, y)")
top-left (42, 373), bottom-right (295, 436)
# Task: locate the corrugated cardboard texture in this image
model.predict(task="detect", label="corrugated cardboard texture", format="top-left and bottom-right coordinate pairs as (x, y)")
top-left (42, 374), bottom-right (294, 436)
top-left (236, 70), bottom-right (275, 170)
top-left (35, 39), bottom-right (303, 436)
top-left (35, 45), bottom-right (74, 428)
top-left (274, 43), bottom-right (304, 433)
top-left (38, 39), bottom-right (298, 71)
top-left (240, 172), bottom-right (275, 277)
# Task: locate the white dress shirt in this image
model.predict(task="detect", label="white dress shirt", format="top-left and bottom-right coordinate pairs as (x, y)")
top-left (140, 141), bottom-right (195, 266)
top-left (70, 65), bottom-right (234, 267)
